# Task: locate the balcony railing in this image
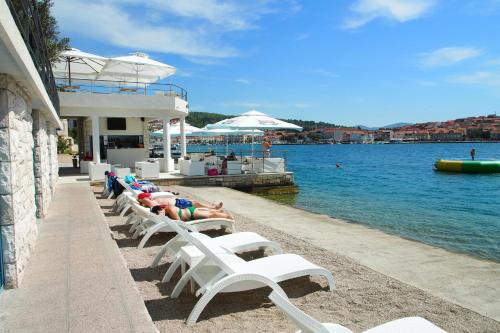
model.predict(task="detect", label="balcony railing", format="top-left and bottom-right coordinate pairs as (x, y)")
top-left (55, 78), bottom-right (188, 101)
top-left (6, 0), bottom-right (60, 115)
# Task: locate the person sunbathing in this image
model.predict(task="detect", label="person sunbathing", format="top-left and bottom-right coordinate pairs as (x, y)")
top-left (137, 192), bottom-right (223, 210)
top-left (151, 204), bottom-right (234, 221)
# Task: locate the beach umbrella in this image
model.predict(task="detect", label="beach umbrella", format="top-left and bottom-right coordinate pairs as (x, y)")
top-left (152, 123), bottom-right (202, 137)
top-left (97, 52), bottom-right (176, 84)
top-left (207, 110), bottom-right (302, 157)
top-left (52, 48), bottom-right (108, 84)
top-left (207, 110), bottom-right (303, 131)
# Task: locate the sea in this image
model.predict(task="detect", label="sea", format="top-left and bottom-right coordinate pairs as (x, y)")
top-left (189, 142), bottom-right (500, 262)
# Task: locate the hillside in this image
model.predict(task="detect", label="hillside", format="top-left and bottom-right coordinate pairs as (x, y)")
top-left (186, 111), bottom-right (340, 131)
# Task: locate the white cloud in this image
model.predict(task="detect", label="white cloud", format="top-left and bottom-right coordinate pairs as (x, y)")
top-left (54, 0), bottom-right (301, 60)
top-left (235, 78), bottom-right (251, 84)
top-left (343, 0), bottom-right (436, 30)
top-left (448, 71), bottom-right (500, 86)
top-left (419, 47), bottom-right (482, 67)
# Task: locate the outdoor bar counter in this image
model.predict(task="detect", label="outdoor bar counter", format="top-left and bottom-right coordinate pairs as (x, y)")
top-left (106, 148), bottom-right (147, 168)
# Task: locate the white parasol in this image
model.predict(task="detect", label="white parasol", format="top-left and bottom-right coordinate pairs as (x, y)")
top-left (52, 48), bottom-right (107, 84)
top-left (207, 110), bottom-right (302, 157)
top-left (97, 52), bottom-right (176, 84)
top-left (152, 123), bottom-right (202, 137)
top-left (206, 110), bottom-right (303, 131)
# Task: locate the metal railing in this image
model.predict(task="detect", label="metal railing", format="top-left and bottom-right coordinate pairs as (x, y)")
top-left (55, 78), bottom-right (188, 101)
top-left (6, 0), bottom-right (60, 115)
top-left (183, 148), bottom-right (289, 174)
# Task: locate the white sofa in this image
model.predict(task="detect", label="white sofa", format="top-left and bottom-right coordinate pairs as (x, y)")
top-left (88, 163), bottom-right (111, 180)
top-left (135, 161), bottom-right (160, 178)
top-left (179, 159), bottom-right (205, 176)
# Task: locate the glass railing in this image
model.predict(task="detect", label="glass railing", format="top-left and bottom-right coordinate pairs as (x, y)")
top-left (184, 147), bottom-right (289, 174)
top-left (55, 78), bottom-right (188, 101)
top-left (6, 0), bottom-right (60, 115)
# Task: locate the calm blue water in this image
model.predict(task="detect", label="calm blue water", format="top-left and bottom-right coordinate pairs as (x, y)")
top-left (189, 143), bottom-right (500, 262)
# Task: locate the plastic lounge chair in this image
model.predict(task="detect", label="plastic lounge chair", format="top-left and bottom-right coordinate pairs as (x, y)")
top-left (148, 215), bottom-right (335, 325)
top-left (129, 203), bottom-right (235, 248)
top-left (268, 291), bottom-right (447, 333)
top-left (147, 212), bottom-right (282, 283)
top-left (115, 178), bottom-right (174, 216)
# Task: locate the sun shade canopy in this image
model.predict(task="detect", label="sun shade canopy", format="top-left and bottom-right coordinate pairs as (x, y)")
top-left (52, 50), bottom-right (176, 84)
top-left (207, 110), bottom-right (303, 131)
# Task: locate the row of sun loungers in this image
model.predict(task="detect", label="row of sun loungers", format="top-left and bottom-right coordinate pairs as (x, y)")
top-left (103, 177), bottom-right (447, 332)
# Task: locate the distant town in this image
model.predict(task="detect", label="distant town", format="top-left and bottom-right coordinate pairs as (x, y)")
top-left (266, 114), bottom-right (500, 144)
top-left (148, 113), bottom-right (500, 145)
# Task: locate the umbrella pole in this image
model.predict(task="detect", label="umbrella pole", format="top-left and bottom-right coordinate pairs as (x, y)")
top-left (251, 129), bottom-right (255, 173)
top-left (68, 57), bottom-right (71, 86)
top-left (225, 135), bottom-right (228, 156)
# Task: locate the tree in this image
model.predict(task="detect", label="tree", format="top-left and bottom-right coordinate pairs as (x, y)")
top-left (35, 0), bottom-right (70, 63)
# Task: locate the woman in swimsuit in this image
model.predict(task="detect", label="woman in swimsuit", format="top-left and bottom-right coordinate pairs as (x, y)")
top-left (151, 205), bottom-right (233, 222)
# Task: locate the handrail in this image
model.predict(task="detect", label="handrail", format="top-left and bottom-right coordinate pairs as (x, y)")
top-left (6, 0), bottom-right (60, 115)
top-left (183, 148), bottom-right (289, 173)
top-left (55, 77), bottom-right (188, 101)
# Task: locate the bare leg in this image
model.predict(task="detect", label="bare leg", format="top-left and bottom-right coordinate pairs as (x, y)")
top-left (193, 209), bottom-right (233, 220)
top-left (192, 200), bottom-right (223, 210)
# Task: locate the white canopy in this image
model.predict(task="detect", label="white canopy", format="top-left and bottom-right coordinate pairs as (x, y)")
top-left (152, 123), bottom-right (201, 137)
top-left (52, 48), bottom-right (107, 81)
top-left (207, 110), bottom-right (303, 131)
top-left (52, 49), bottom-right (176, 85)
top-left (195, 128), bottom-right (264, 137)
top-left (97, 52), bottom-right (176, 83)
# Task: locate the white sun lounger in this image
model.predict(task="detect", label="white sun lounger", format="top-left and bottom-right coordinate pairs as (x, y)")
top-left (114, 178), bottom-right (174, 216)
top-left (146, 210), bottom-right (282, 283)
top-left (148, 214), bottom-right (335, 325)
top-left (128, 202), bottom-right (236, 248)
top-left (268, 291), bottom-right (447, 333)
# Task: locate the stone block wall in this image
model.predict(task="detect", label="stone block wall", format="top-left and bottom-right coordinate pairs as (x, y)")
top-left (49, 126), bottom-right (58, 193)
top-left (0, 74), bottom-right (37, 288)
top-left (32, 110), bottom-right (59, 218)
top-left (0, 74), bottom-right (59, 288)
top-left (32, 110), bottom-right (51, 218)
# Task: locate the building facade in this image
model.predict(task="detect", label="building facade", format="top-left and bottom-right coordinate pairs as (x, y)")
top-left (1, 0), bottom-right (62, 288)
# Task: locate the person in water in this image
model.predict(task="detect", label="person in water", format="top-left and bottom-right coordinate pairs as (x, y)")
top-left (470, 148), bottom-right (476, 161)
top-left (151, 204), bottom-right (234, 221)
top-left (137, 192), bottom-right (223, 210)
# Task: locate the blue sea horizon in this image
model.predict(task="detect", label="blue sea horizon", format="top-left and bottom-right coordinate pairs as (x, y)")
top-left (188, 142), bottom-right (500, 262)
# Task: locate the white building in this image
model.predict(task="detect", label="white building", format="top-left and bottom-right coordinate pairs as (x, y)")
top-left (0, 1), bottom-right (62, 288)
top-left (0, 1), bottom-right (189, 289)
top-left (53, 50), bottom-right (189, 173)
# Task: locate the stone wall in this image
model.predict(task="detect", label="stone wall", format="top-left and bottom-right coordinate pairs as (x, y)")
top-left (49, 126), bottom-right (58, 193)
top-left (0, 74), bottom-right (37, 288)
top-left (32, 110), bottom-right (51, 218)
top-left (0, 74), bottom-right (59, 288)
top-left (32, 110), bottom-right (59, 218)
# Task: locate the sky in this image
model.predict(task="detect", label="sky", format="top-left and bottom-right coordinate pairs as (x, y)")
top-left (53, 0), bottom-right (500, 127)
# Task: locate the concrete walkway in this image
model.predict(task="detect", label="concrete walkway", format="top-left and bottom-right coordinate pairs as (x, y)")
top-left (0, 182), bottom-right (157, 333)
top-left (177, 186), bottom-right (500, 322)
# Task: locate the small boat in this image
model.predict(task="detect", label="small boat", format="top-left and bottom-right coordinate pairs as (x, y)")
top-left (434, 159), bottom-right (500, 173)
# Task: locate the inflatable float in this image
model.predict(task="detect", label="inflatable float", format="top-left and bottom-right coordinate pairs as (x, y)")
top-left (434, 159), bottom-right (500, 173)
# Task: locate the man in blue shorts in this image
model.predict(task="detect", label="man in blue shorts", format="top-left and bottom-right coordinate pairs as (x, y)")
top-left (137, 192), bottom-right (223, 210)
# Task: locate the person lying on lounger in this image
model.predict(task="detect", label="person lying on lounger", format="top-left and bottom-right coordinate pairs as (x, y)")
top-left (137, 192), bottom-right (223, 210)
top-left (150, 204), bottom-right (234, 221)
